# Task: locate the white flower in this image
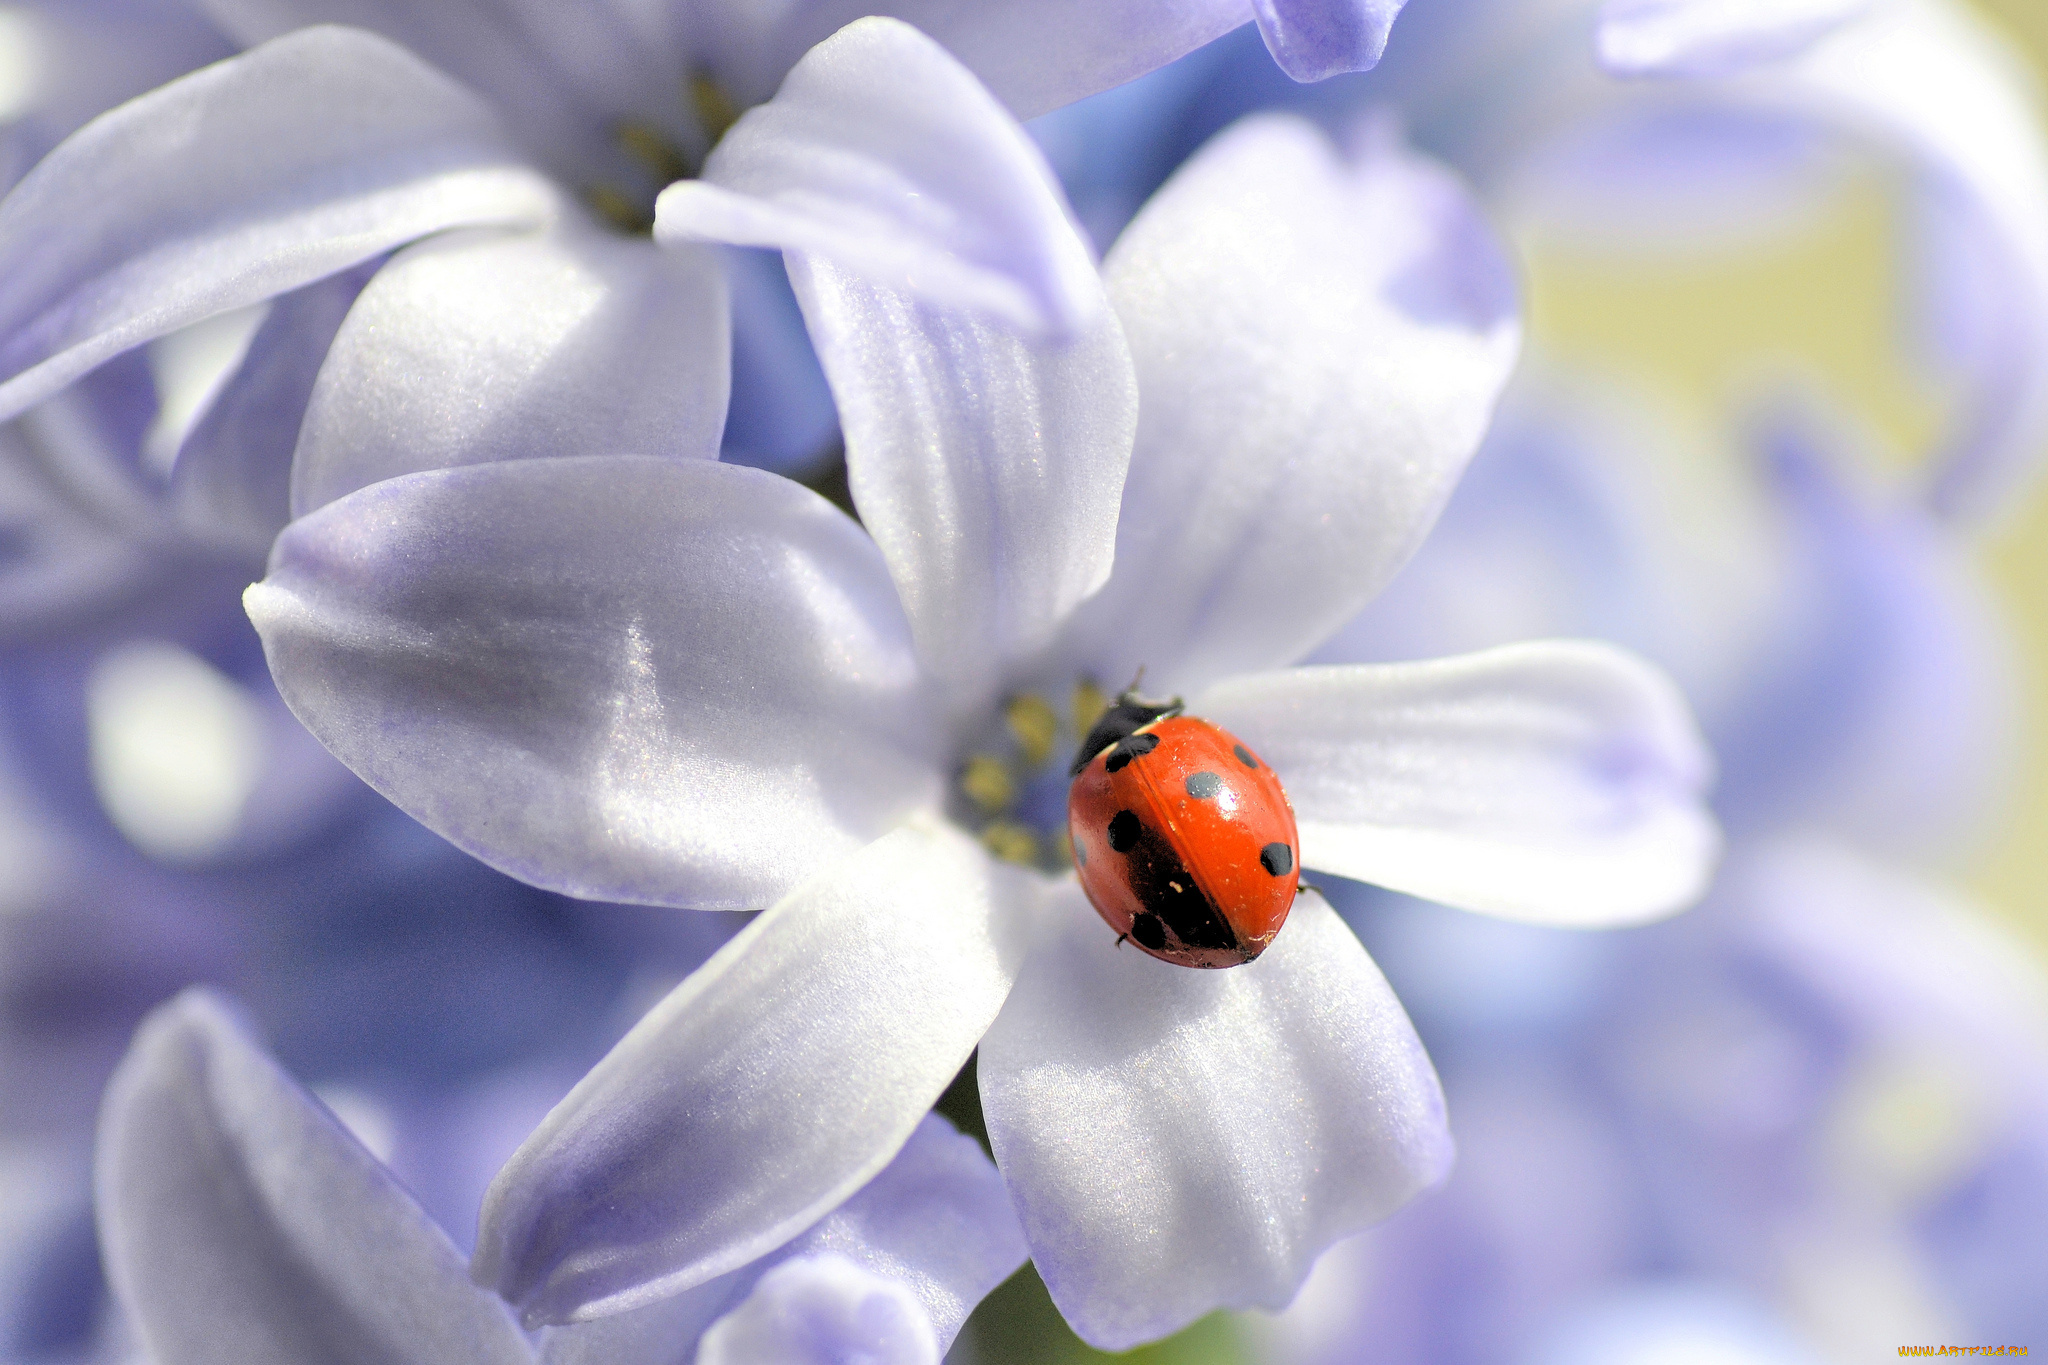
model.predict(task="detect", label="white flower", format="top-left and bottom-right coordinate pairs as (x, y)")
top-left (246, 86), bottom-right (1719, 1348)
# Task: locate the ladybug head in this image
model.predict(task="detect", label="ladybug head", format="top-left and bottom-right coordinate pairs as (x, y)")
top-left (1068, 688), bottom-right (1184, 776)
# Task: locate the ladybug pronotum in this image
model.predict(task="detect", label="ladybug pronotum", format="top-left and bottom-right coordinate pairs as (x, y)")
top-left (1066, 689), bottom-right (1301, 968)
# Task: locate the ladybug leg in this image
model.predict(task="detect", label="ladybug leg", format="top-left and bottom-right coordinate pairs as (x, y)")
top-left (1115, 932), bottom-right (1129, 949)
top-left (1297, 881), bottom-right (1323, 898)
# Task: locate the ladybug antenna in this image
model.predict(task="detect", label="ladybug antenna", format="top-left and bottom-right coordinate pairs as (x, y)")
top-left (1126, 665), bottom-right (1147, 696)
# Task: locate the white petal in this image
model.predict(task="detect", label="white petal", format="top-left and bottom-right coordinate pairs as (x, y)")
top-left (0, 25), bottom-right (559, 424)
top-left (656, 17), bottom-right (1101, 339)
top-left (698, 1256), bottom-right (938, 1365)
top-left (1597, 0), bottom-right (1869, 77)
top-left (789, 253), bottom-right (1134, 723)
top-left (291, 223), bottom-right (728, 516)
top-left (978, 888), bottom-right (1449, 1351)
top-left (1196, 644), bottom-right (1720, 927)
top-left (1063, 113), bottom-right (1521, 695)
top-left (96, 989), bottom-right (534, 1365)
top-left (537, 1114), bottom-right (1024, 1363)
top-left (473, 820), bottom-right (1036, 1325)
top-left (246, 456), bottom-right (938, 910)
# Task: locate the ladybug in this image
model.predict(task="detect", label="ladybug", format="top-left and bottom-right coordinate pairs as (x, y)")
top-left (1067, 688), bottom-right (1300, 969)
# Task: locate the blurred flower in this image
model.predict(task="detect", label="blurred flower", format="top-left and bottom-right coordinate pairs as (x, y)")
top-left (96, 989), bottom-right (1026, 1365)
top-left (1035, 0), bottom-right (2048, 522)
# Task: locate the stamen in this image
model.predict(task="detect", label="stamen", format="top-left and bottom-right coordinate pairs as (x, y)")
top-left (980, 821), bottom-right (1040, 866)
top-left (615, 121), bottom-right (691, 185)
top-left (690, 73), bottom-right (742, 145)
top-left (584, 185), bottom-right (652, 235)
top-left (960, 754), bottom-right (1016, 814)
top-left (1071, 679), bottom-right (1108, 737)
top-left (1005, 695), bottom-right (1059, 771)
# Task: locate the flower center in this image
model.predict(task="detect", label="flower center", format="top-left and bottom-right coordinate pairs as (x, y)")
top-left (584, 74), bottom-right (744, 234)
top-left (948, 679), bottom-right (1114, 875)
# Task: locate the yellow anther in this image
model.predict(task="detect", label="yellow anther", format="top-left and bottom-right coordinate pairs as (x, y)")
top-left (1005, 694), bottom-right (1059, 770)
top-left (584, 185), bottom-right (651, 235)
top-left (615, 121), bottom-right (690, 185)
top-left (690, 73), bottom-right (742, 145)
top-left (980, 820), bottom-right (1040, 867)
top-left (1071, 679), bottom-right (1108, 736)
top-left (960, 755), bottom-right (1015, 814)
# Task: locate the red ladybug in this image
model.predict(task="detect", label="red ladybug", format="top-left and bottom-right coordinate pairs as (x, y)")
top-left (1067, 689), bottom-right (1301, 969)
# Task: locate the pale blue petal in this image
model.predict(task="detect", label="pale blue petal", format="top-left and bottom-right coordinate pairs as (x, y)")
top-left (1061, 113), bottom-right (1520, 695)
top-left (657, 18), bottom-right (1101, 339)
top-left (979, 888), bottom-right (1449, 1351)
top-left (246, 456), bottom-right (938, 910)
top-left (201, 0), bottom-right (698, 187)
top-left (96, 989), bottom-right (534, 1365)
top-left (690, 0), bottom-right (1252, 121)
top-left (1196, 645), bottom-right (1720, 927)
top-left (475, 822), bottom-right (1034, 1325)
top-left (0, 25), bottom-right (560, 425)
top-left (537, 1115), bottom-right (1026, 1362)
top-left (171, 267), bottom-right (371, 559)
top-left (1251, 0), bottom-right (1408, 82)
top-left (290, 223), bottom-right (727, 516)
top-left (789, 251), bottom-right (1134, 724)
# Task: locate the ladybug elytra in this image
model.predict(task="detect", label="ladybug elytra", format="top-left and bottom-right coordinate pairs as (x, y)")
top-left (1066, 688), bottom-right (1301, 969)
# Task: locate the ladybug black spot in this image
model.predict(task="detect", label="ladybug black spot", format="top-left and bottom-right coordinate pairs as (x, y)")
top-left (1131, 913), bottom-right (1167, 950)
top-left (1184, 771), bottom-right (1222, 800)
top-left (1260, 842), bottom-right (1293, 876)
top-left (1102, 732), bottom-right (1160, 774)
top-left (1233, 743), bottom-right (1259, 770)
top-left (1107, 810), bottom-right (1141, 853)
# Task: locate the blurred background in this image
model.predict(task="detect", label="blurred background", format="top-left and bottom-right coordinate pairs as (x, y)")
top-left (1532, 0), bottom-right (2048, 956)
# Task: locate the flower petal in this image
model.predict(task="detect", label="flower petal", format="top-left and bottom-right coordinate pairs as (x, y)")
top-left (789, 253), bottom-right (1134, 723)
top-left (0, 24), bottom-right (559, 425)
top-left (170, 268), bottom-right (372, 560)
top-left (95, 989), bottom-right (534, 1365)
top-left (656, 17), bottom-right (1101, 339)
top-left (201, 0), bottom-right (698, 190)
top-left (1250, 0), bottom-right (1409, 82)
top-left (245, 455), bottom-right (938, 910)
top-left (1196, 644), bottom-right (1720, 927)
top-left (1062, 113), bottom-right (1520, 695)
top-left (697, 1256), bottom-right (939, 1365)
top-left (473, 819), bottom-right (1035, 1326)
top-left (1596, 0), bottom-right (1869, 77)
top-left (538, 1114), bottom-right (1026, 1363)
top-left (291, 223), bottom-right (728, 516)
top-left (978, 887), bottom-right (1449, 1351)
top-left (697, 1), bottom-right (1254, 121)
